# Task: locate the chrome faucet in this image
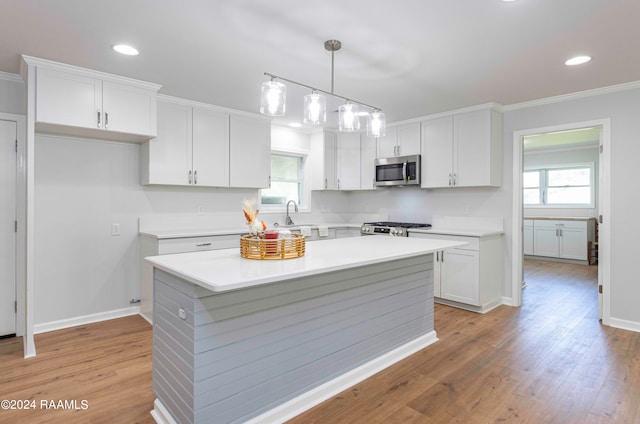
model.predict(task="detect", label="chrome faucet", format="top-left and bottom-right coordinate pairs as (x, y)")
top-left (285, 200), bottom-right (298, 226)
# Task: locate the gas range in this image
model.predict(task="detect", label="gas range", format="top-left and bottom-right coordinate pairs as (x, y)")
top-left (360, 221), bottom-right (432, 237)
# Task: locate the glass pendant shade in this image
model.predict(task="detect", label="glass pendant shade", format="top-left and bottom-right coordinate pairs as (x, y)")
top-left (367, 111), bottom-right (386, 137)
top-left (260, 79), bottom-right (286, 116)
top-left (338, 102), bottom-right (360, 132)
top-left (303, 91), bottom-right (326, 125)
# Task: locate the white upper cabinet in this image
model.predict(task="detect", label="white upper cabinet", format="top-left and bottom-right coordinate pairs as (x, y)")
top-left (141, 100), bottom-right (229, 187)
top-left (336, 133), bottom-right (361, 190)
top-left (360, 134), bottom-right (377, 190)
top-left (229, 115), bottom-right (271, 188)
top-left (311, 131), bottom-right (337, 190)
top-left (377, 122), bottom-right (421, 157)
top-left (30, 58), bottom-right (160, 142)
top-left (142, 97), bottom-right (267, 188)
top-left (421, 107), bottom-right (502, 188)
top-left (192, 107), bottom-right (229, 187)
top-left (141, 100), bottom-right (192, 186)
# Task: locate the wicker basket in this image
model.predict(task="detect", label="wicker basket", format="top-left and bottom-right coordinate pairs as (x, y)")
top-left (240, 233), bottom-right (306, 260)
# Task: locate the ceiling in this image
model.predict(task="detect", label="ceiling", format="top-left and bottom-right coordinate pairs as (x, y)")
top-left (1, 0), bottom-right (639, 128)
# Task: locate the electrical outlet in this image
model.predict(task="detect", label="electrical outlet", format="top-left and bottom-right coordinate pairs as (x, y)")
top-left (197, 205), bottom-right (205, 214)
top-left (111, 223), bottom-right (121, 236)
top-left (178, 307), bottom-right (187, 320)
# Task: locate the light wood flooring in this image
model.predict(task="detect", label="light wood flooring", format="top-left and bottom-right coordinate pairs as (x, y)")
top-left (1, 259), bottom-right (639, 423)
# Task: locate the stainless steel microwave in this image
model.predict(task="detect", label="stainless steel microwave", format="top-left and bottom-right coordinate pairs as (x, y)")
top-left (374, 154), bottom-right (421, 187)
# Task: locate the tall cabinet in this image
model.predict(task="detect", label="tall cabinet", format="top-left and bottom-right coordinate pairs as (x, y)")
top-left (421, 106), bottom-right (502, 188)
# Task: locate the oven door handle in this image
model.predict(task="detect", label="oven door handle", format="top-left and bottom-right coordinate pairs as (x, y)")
top-left (402, 161), bottom-right (407, 182)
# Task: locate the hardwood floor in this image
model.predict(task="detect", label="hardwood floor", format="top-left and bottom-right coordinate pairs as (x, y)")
top-left (289, 260), bottom-right (640, 424)
top-left (0, 315), bottom-right (154, 424)
top-left (1, 259), bottom-right (638, 423)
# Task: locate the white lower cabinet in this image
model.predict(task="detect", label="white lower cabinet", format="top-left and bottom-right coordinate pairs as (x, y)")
top-left (529, 219), bottom-right (595, 261)
top-left (523, 219), bottom-right (534, 255)
top-left (410, 232), bottom-right (503, 313)
top-left (139, 234), bottom-right (243, 323)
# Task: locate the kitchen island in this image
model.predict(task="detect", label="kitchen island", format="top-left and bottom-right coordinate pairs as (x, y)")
top-left (145, 236), bottom-right (464, 424)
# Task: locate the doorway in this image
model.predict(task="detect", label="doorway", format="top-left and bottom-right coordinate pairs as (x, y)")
top-left (521, 126), bottom-right (601, 318)
top-left (512, 119), bottom-right (610, 325)
top-left (0, 119), bottom-right (17, 337)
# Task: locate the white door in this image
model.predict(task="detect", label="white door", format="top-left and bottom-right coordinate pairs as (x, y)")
top-left (440, 248), bottom-right (479, 306)
top-left (533, 226), bottom-right (559, 257)
top-left (229, 115), bottom-right (271, 188)
top-left (192, 107), bottom-right (229, 187)
top-left (396, 122), bottom-right (421, 156)
top-left (336, 133), bottom-right (361, 190)
top-left (102, 80), bottom-right (156, 136)
top-left (420, 116), bottom-right (453, 188)
top-left (559, 227), bottom-right (587, 260)
top-left (0, 119), bottom-right (16, 336)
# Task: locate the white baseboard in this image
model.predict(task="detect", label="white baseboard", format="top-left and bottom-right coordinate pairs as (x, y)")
top-left (609, 317), bottom-right (640, 333)
top-left (151, 331), bottom-right (439, 424)
top-left (34, 306), bottom-right (140, 334)
top-left (501, 296), bottom-right (515, 306)
top-left (150, 399), bottom-right (176, 424)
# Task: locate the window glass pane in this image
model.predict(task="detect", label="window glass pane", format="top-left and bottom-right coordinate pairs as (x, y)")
top-left (271, 155), bottom-right (300, 180)
top-left (548, 168), bottom-right (590, 187)
top-left (523, 171), bottom-right (540, 188)
top-left (523, 188), bottom-right (540, 204)
top-left (261, 182), bottom-right (300, 206)
top-left (547, 187), bottom-right (591, 204)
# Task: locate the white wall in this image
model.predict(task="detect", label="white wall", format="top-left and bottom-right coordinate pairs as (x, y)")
top-left (0, 73), bottom-right (25, 115)
top-left (503, 86), bottom-right (640, 326)
top-left (34, 135), bottom-right (258, 326)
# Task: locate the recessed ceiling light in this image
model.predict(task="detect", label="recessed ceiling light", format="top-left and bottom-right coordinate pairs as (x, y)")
top-left (565, 55), bottom-right (591, 66)
top-left (112, 44), bottom-right (139, 56)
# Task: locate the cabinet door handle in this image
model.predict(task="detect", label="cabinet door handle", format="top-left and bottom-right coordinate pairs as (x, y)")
top-left (97, 110), bottom-right (101, 128)
top-left (188, 170), bottom-right (192, 184)
top-left (449, 173), bottom-right (452, 186)
top-left (194, 170), bottom-right (198, 185)
top-left (196, 242), bottom-right (212, 247)
top-left (104, 112), bottom-right (109, 129)
top-left (324, 178), bottom-right (327, 189)
top-left (453, 173), bottom-right (457, 186)
top-left (441, 251), bottom-right (444, 262)
top-left (337, 179), bottom-right (341, 189)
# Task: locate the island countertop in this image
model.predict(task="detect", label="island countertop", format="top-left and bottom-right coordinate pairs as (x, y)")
top-left (145, 236), bottom-right (465, 293)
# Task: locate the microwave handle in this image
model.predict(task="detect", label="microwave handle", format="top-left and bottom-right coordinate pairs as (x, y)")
top-left (402, 161), bottom-right (407, 182)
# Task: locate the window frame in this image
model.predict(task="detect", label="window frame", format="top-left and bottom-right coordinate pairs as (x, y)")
top-left (523, 162), bottom-right (595, 208)
top-left (260, 150), bottom-right (310, 211)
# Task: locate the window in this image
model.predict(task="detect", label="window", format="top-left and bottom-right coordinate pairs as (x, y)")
top-left (260, 153), bottom-right (305, 208)
top-left (524, 164), bottom-right (594, 207)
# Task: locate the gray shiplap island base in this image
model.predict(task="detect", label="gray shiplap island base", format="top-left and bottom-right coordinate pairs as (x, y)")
top-left (145, 236), bottom-right (465, 424)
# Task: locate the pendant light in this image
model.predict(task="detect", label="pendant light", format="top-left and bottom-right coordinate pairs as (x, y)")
top-left (338, 101), bottom-right (360, 132)
top-left (260, 77), bottom-right (286, 116)
top-left (303, 90), bottom-right (326, 125)
top-left (261, 40), bottom-right (384, 131)
top-left (367, 110), bottom-right (386, 138)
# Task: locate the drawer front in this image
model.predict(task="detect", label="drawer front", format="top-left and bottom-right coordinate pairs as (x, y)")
top-left (410, 232), bottom-right (479, 251)
top-left (534, 219), bottom-right (587, 230)
top-left (158, 234), bottom-right (242, 254)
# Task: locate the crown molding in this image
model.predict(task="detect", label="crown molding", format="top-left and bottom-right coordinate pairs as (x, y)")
top-left (503, 80), bottom-right (640, 112)
top-left (0, 70), bottom-right (24, 83)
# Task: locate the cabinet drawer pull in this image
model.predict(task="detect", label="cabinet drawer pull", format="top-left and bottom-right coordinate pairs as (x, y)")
top-left (97, 110), bottom-right (101, 128)
top-left (448, 173), bottom-right (452, 186)
top-left (105, 111), bottom-right (109, 129)
top-left (196, 242), bottom-right (212, 247)
top-left (188, 170), bottom-right (192, 184)
top-left (194, 170), bottom-right (198, 185)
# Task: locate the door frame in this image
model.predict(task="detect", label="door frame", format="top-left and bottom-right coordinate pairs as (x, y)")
top-left (511, 118), bottom-right (611, 326)
top-left (0, 113), bottom-right (27, 341)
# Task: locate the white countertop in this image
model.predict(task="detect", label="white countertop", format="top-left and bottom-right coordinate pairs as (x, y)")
top-left (409, 227), bottom-right (504, 237)
top-left (140, 223), bottom-right (361, 239)
top-left (145, 236), bottom-right (465, 293)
